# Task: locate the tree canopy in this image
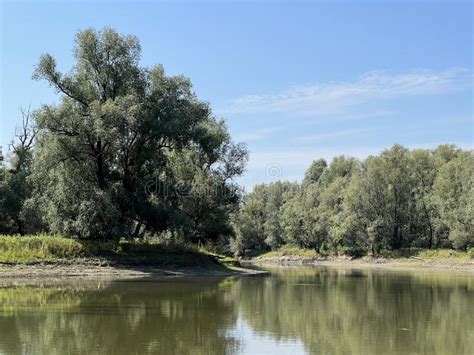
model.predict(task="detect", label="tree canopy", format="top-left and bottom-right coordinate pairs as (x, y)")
top-left (232, 145), bottom-right (473, 256)
top-left (1, 28), bottom-right (247, 245)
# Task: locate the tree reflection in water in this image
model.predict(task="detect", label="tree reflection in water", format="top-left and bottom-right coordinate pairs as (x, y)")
top-left (1, 268), bottom-right (472, 354)
top-left (0, 277), bottom-right (241, 355)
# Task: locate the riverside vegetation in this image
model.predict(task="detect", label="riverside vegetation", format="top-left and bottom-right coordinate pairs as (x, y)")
top-left (0, 27), bottom-right (472, 269)
top-left (233, 145), bottom-right (473, 259)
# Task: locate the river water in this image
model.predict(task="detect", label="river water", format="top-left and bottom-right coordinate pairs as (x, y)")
top-left (0, 266), bottom-right (472, 354)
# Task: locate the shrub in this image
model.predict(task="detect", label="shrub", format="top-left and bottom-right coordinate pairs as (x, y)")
top-left (468, 248), bottom-right (474, 259)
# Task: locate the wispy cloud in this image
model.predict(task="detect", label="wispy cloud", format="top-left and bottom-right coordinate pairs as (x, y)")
top-left (296, 128), bottom-right (373, 143)
top-left (221, 68), bottom-right (471, 116)
top-left (234, 126), bottom-right (282, 142)
top-left (238, 141), bottom-right (474, 191)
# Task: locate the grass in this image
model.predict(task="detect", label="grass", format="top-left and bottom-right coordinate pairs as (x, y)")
top-left (418, 249), bottom-right (472, 260)
top-left (379, 248), bottom-right (472, 260)
top-left (0, 234), bottom-right (237, 267)
top-left (0, 234), bottom-right (86, 263)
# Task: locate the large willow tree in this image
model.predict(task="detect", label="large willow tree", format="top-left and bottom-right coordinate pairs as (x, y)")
top-left (31, 28), bottom-right (247, 240)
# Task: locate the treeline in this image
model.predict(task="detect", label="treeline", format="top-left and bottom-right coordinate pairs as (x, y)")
top-left (0, 28), bottom-right (247, 247)
top-left (232, 144), bottom-right (473, 256)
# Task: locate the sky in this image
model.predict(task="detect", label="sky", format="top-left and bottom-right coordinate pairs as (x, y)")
top-left (1, 0), bottom-right (472, 190)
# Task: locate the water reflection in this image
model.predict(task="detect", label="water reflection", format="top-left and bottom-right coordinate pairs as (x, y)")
top-left (0, 268), bottom-right (472, 354)
top-left (0, 278), bottom-right (241, 355)
top-left (234, 267), bottom-right (474, 354)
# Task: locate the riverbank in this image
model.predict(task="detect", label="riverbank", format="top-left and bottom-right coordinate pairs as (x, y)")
top-left (0, 261), bottom-right (265, 279)
top-left (245, 246), bottom-right (474, 273)
top-left (0, 235), bottom-right (265, 279)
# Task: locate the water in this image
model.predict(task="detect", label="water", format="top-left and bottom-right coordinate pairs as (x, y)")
top-left (0, 266), bottom-right (473, 354)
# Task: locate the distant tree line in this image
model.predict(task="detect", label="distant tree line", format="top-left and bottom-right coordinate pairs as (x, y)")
top-left (0, 28), bottom-right (247, 247)
top-left (232, 145), bottom-right (473, 256)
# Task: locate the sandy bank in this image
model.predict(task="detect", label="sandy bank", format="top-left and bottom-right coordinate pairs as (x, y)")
top-left (244, 255), bottom-right (474, 274)
top-left (0, 260), bottom-right (267, 279)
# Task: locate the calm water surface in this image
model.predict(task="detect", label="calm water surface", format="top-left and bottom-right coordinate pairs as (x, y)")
top-left (0, 266), bottom-right (473, 354)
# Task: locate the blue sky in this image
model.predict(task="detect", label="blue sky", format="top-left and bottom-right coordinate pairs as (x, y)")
top-left (1, 0), bottom-right (472, 190)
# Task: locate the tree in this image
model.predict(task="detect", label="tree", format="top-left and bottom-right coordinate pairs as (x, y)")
top-left (433, 152), bottom-right (474, 250)
top-left (408, 149), bottom-right (440, 248)
top-left (303, 159), bottom-right (327, 186)
top-left (231, 185), bottom-right (268, 256)
top-left (317, 156), bottom-right (360, 253)
top-left (263, 181), bottom-right (294, 249)
top-left (279, 182), bottom-right (328, 251)
top-left (168, 134), bottom-right (247, 245)
top-left (233, 144), bottom-right (472, 257)
top-left (342, 145), bottom-right (413, 254)
top-left (31, 27), bottom-right (247, 240)
top-left (0, 108), bottom-right (36, 235)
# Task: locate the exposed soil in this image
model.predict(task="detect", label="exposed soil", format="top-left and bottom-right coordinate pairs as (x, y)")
top-left (0, 260), bottom-right (267, 279)
top-left (245, 255), bottom-right (474, 274)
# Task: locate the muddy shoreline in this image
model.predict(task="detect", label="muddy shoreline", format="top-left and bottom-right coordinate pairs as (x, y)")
top-left (244, 255), bottom-right (474, 274)
top-left (2, 254), bottom-right (472, 280)
top-left (0, 260), bottom-right (267, 279)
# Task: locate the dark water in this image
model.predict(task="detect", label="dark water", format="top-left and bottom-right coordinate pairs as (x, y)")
top-left (0, 266), bottom-right (473, 354)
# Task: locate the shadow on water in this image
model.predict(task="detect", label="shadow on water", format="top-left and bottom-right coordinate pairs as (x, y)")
top-left (0, 267), bottom-right (473, 354)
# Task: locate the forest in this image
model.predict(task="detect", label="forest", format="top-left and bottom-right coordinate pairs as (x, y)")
top-left (233, 144), bottom-right (473, 256)
top-left (0, 28), bottom-right (473, 260)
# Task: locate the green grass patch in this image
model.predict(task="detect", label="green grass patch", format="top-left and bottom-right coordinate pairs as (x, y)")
top-left (196, 246), bottom-right (238, 266)
top-left (0, 234), bottom-right (87, 263)
top-left (378, 248), bottom-right (471, 260)
top-left (417, 249), bottom-right (471, 260)
top-left (0, 235), bottom-right (233, 268)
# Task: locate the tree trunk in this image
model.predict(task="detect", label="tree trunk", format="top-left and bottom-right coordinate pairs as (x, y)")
top-left (96, 140), bottom-right (105, 189)
top-left (15, 217), bottom-right (24, 236)
top-left (428, 223), bottom-right (433, 249)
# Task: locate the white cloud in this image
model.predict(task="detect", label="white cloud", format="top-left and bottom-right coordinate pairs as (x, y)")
top-left (296, 128), bottom-right (373, 143)
top-left (238, 141), bottom-right (474, 191)
top-left (233, 126), bottom-right (282, 142)
top-left (221, 68), bottom-right (471, 116)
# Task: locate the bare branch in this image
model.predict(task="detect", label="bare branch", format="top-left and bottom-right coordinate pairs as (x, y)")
top-left (10, 105), bottom-right (37, 153)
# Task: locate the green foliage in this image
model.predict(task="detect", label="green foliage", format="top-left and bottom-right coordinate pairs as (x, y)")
top-left (234, 145), bottom-right (473, 257)
top-left (231, 185), bottom-right (268, 256)
top-left (302, 158), bottom-right (327, 186)
top-left (468, 248), bottom-right (474, 259)
top-left (0, 27), bottom-right (247, 245)
top-left (0, 170), bottom-right (20, 233)
top-left (432, 152), bottom-right (474, 250)
top-left (0, 159), bottom-right (34, 235)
